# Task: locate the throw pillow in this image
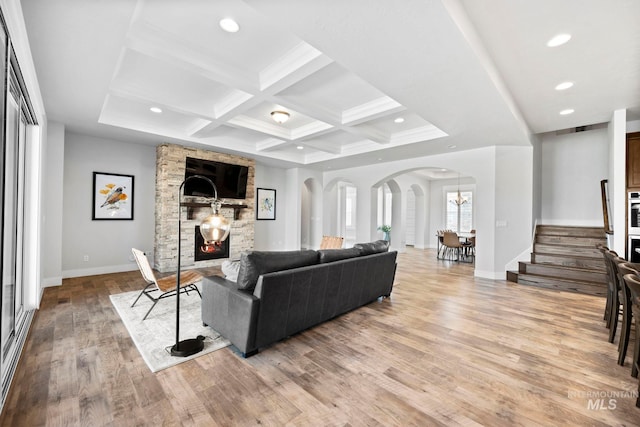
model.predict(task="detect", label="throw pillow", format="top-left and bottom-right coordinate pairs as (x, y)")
top-left (353, 240), bottom-right (390, 255)
top-left (221, 259), bottom-right (241, 282)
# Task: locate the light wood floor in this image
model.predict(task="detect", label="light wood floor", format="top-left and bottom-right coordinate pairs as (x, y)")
top-left (1, 248), bottom-right (638, 426)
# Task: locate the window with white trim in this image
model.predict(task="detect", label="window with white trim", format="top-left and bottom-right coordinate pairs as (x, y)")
top-left (445, 190), bottom-right (473, 232)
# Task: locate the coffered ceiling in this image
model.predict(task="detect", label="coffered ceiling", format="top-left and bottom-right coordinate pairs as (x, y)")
top-left (21, 0), bottom-right (640, 170)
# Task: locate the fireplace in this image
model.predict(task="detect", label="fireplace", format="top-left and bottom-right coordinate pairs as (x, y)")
top-left (194, 226), bottom-right (230, 261)
top-left (154, 144), bottom-right (255, 272)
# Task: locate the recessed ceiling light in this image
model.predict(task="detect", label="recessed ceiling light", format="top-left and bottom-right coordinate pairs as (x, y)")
top-left (296, 146), bottom-right (304, 150)
top-left (150, 107), bottom-right (162, 114)
top-left (394, 117), bottom-right (404, 123)
top-left (547, 33), bottom-right (571, 47)
top-left (448, 145), bottom-right (457, 149)
top-left (219, 18), bottom-right (240, 33)
top-left (441, 169), bottom-right (447, 172)
top-left (555, 81), bottom-right (574, 91)
top-left (560, 109), bottom-right (575, 115)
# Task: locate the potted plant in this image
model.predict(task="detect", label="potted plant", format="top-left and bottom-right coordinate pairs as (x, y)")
top-left (378, 224), bottom-right (391, 241)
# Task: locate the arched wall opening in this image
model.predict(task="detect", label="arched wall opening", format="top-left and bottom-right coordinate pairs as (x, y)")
top-left (371, 179), bottom-right (402, 248)
top-left (324, 177), bottom-right (358, 247)
top-left (301, 177), bottom-right (323, 249)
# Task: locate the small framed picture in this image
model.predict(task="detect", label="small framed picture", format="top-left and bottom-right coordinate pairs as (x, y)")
top-left (256, 188), bottom-right (276, 220)
top-left (92, 172), bottom-right (134, 220)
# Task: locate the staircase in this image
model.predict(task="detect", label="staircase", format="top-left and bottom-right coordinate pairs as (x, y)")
top-left (506, 225), bottom-right (608, 297)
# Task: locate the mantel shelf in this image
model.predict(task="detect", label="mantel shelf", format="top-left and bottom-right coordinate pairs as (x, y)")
top-left (180, 202), bottom-right (248, 220)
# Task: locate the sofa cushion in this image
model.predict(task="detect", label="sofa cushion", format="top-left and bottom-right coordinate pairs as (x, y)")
top-left (236, 249), bottom-right (319, 291)
top-left (318, 247), bottom-right (361, 264)
top-left (353, 240), bottom-right (390, 255)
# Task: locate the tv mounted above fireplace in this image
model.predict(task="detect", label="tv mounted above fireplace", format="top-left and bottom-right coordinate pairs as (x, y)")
top-left (184, 157), bottom-right (248, 199)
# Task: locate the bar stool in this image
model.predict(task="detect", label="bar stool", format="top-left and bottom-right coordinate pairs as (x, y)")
top-left (622, 273), bottom-right (640, 379)
top-left (603, 250), bottom-right (622, 342)
top-left (616, 262), bottom-right (637, 366)
top-left (598, 245), bottom-right (612, 324)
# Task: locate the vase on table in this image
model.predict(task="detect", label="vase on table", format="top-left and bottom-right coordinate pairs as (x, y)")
top-left (383, 231), bottom-right (390, 242)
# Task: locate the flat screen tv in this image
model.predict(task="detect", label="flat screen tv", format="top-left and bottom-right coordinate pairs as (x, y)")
top-left (184, 157), bottom-right (248, 199)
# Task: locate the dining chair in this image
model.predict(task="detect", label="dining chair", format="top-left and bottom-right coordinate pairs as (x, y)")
top-left (442, 231), bottom-right (463, 261)
top-left (436, 230), bottom-right (446, 259)
top-left (462, 229), bottom-right (476, 258)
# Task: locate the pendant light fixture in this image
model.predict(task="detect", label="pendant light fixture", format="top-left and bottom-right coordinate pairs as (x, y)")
top-left (451, 173), bottom-right (468, 206)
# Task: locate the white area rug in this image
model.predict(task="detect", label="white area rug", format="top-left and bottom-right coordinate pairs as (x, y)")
top-left (110, 287), bottom-right (230, 372)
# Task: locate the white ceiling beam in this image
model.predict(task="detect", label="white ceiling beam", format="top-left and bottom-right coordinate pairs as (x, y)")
top-left (342, 97), bottom-right (404, 125)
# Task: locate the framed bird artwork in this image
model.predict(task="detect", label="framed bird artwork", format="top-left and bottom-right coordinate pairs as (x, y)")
top-left (92, 172), bottom-right (134, 220)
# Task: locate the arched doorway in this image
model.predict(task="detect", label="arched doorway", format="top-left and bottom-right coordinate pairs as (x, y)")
top-left (301, 177), bottom-right (322, 249)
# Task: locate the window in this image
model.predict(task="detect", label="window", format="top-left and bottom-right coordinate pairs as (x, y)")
top-left (338, 183), bottom-right (357, 247)
top-left (446, 190), bottom-right (473, 232)
top-left (377, 184), bottom-right (392, 228)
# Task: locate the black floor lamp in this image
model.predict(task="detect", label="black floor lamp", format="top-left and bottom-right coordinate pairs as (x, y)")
top-left (172, 174), bottom-right (231, 357)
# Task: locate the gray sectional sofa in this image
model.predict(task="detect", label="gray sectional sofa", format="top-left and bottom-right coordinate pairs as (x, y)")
top-left (201, 240), bottom-right (397, 357)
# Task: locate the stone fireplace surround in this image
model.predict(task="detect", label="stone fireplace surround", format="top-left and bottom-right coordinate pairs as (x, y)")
top-left (154, 144), bottom-right (255, 273)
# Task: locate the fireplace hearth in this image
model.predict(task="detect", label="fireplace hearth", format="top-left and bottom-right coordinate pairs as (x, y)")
top-left (194, 226), bottom-right (230, 261)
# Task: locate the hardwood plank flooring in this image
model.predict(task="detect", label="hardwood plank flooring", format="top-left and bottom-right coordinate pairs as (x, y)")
top-left (1, 248), bottom-right (638, 426)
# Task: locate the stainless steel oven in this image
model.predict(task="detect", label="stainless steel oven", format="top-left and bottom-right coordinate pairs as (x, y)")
top-left (629, 236), bottom-right (640, 263)
top-left (629, 192), bottom-right (640, 235)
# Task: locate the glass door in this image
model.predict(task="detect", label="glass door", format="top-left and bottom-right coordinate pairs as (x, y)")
top-left (1, 67), bottom-right (25, 362)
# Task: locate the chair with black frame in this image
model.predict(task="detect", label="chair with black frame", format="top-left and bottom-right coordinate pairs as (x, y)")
top-left (622, 273), bottom-right (640, 385)
top-left (462, 228), bottom-right (476, 258)
top-left (131, 248), bottom-right (203, 320)
top-left (603, 250), bottom-right (623, 343)
top-left (597, 245), bottom-right (612, 324)
top-left (442, 231), bottom-right (464, 261)
top-left (436, 230), bottom-right (444, 258)
top-left (616, 261), bottom-right (637, 366)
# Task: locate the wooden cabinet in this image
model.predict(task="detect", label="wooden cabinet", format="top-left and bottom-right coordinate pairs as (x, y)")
top-left (626, 132), bottom-right (640, 189)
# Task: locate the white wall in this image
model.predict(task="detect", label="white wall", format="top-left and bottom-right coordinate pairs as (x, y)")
top-left (540, 128), bottom-right (608, 225)
top-left (494, 146), bottom-right (533, 273)
top-left (609, 110), bottom-right (627, 255)
top-left (253, 163), bottom-right (288, 250)
top-left (41, 121), bottom-right (65, 286)
top-left (62, 132), bottom-right (156, 277)
top-left (531, 137), bottom-right (542, 224)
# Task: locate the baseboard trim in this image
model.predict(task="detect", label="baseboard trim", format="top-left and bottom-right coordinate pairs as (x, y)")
top-left (62, 264), bottom-right (138, 279)
top-left (474, 270), bottom-right (505, 280)
top-left (41, 276), bottom-right (62, 287)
